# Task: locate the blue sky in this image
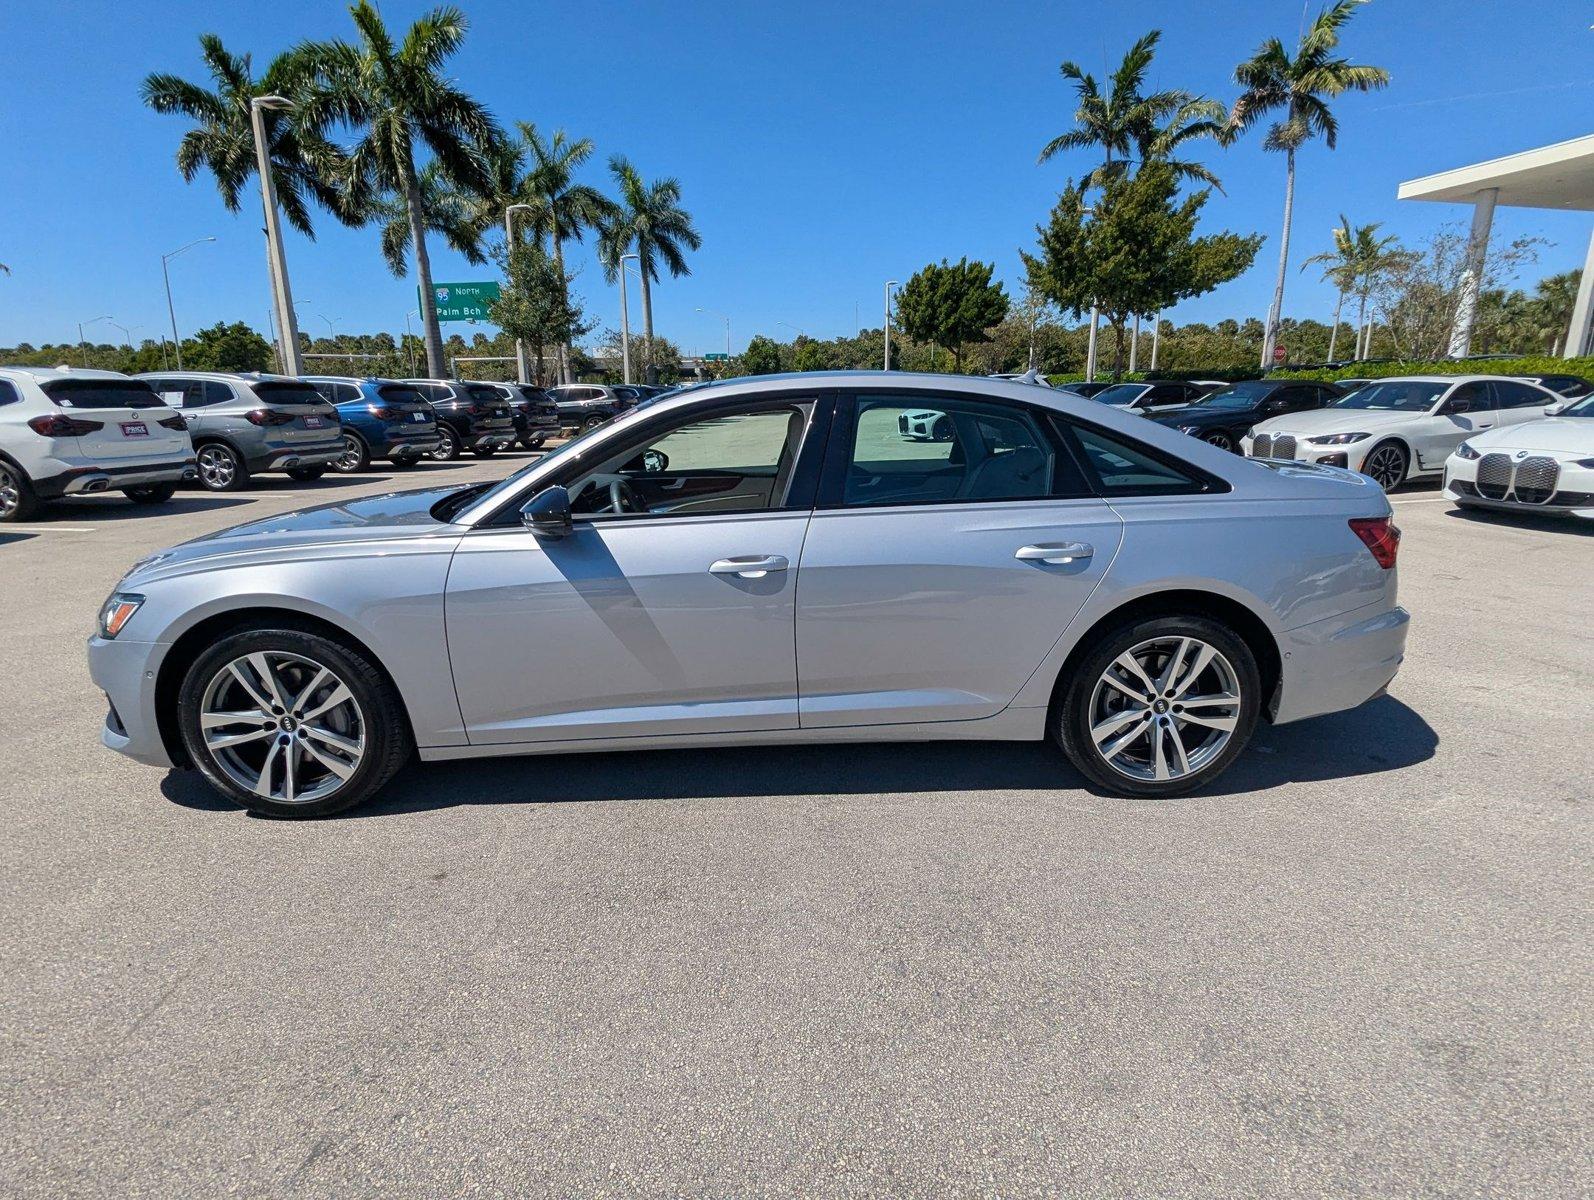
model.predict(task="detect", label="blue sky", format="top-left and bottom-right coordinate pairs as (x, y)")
top-left (1, 0), bottom-right (1590, 355)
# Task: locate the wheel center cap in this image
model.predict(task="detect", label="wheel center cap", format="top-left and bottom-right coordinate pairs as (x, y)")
top-left (278, 716), bottom-right (299, 733)
top-left (1152, 699), bottom-right (1169, 715)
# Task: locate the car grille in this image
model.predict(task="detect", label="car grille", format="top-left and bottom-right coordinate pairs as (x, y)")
top-left (1513, 456), bottom-right (1559, 505)
top-left (1250, 433), bottom-right (1271, 457)
top-left (1271, 435), bottom-right (1297, 460)
top-left (1476, 453), bottom-right (1513, 500)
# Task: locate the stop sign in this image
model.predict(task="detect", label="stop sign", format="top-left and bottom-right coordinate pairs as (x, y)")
top-left (1272, 343), bottom-right (1287, 364)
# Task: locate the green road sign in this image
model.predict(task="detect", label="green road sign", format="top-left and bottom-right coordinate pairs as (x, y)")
top-left (423, 281), bottom-right (501, 323)
top-left (704, 352), bottom-right (729, 361)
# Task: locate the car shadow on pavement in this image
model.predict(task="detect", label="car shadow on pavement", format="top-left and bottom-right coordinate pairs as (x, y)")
top-left (155, 694), bottom-right (1436, 818)
top-left (37, 495), bottom-right (255, 522)
top-left (0, 530), bottom-right (39, 546)
top-left (1444, 507), bottom-right (1593, 536)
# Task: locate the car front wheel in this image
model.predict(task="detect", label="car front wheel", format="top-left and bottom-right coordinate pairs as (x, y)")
top-left (1361, 441), bottom-right (1408, 492)
top-left (124, 483), bottom-right (178, 504)
top-left (177, 628), bottom-right (413, 818)
top-left (1202, 431), bottom-right (1234, 453)
top-left (1054, 615), bottom-right (1261, 798)
top-left (430, 425), bottom-right (461, 461)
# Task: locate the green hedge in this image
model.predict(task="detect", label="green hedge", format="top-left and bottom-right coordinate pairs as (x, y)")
top-left (1272, 355), bottom-right (1594, 384)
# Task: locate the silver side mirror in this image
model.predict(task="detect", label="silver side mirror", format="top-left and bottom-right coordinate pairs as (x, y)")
top-left (520, 485), bottom-right (573, 539)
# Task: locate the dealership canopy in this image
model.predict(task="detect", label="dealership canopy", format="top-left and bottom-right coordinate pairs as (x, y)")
top-left (1398, 133), bottom-right (1594, 358)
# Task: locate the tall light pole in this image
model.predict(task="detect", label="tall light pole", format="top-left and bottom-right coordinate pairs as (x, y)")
top-left (316, 313), bottom-right (336, 340)
top-left (77, 316), bottom-right (112, 366)
top-left (619, 252), bottom-right (639, 384)
top-left (1150, 311), bottom-right (1162, 370)
top-left (504, 203), bottom-right (534, 383)
top-left (161, 236), bottom-right (215, 370)
top-left (883, 281), bottom-right (899, 370)
top-left (776, 321), bottom-right (805, 341)
top-left (696, 306), bottom-right (730, 357)
top-left (404, 309), bottom-right (420, 376)
top-left (250, 94), bottom-right (302, 376)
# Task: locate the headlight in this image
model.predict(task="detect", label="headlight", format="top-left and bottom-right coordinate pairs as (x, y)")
top-left (1456, 442), bottom-right (1481, 460)
top-left (98, 593), bottom-right (144, 640)
top-left (1574, 457), bottom-right (1594, 469)
top-left (1307, 432), bottom-right (1370, 446)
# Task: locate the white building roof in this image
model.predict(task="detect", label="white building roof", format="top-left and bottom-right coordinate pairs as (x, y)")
top-left (1397, 134), bottom-right (1594, 211)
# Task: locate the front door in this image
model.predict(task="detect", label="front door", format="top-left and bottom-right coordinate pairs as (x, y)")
top-left (795, 391), bottom-right (1123, 727)
top-left (446, 397), bottom-right (825, 745)
top-left (1414, 380), bottom-right (1495, 471)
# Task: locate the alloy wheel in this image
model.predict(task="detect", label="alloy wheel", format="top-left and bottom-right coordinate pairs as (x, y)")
top-left (1203, 432), bottom-right (1233, 452)
top-left (198, 651), bottom-right (366, 805)
top-left (1087, 635), bottom-right (1242, 783)
top-left (335, 434), bottom-right (365, 473)
top-left (1363, 444), bottom-right (1406, 491)
top-left (0, 464), bottom-right (19, 519)
top-left (431, 426), bottom-right (458, 461)
top-left (197, 444), bottom-right (238, 490)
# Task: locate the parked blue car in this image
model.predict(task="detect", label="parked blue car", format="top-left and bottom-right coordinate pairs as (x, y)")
top-left (303, 377), bottom-right (441, 473)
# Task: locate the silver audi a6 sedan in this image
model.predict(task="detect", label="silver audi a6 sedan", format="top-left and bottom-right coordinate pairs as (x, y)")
top-left (89, 373), bottom-right (1410, 818)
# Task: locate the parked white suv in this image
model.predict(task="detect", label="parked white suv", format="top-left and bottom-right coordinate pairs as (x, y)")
top-left (0, 366), bottom-right (195, 522)
top-left (1243, 375), bottom-right (1560, 491)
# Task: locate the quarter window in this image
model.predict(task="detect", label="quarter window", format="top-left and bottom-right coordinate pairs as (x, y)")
top-left (1067, 424), bottom-right (1207, 496)
top-left (0, 380), bottom-right (18, 407)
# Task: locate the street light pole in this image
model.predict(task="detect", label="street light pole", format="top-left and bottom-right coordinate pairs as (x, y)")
top-left (776, 321), bottom-right (805, 341)
top-left (77, 316), bottom-right (112, 366)
top-left (404, 309), bottom-right (419, 376)
top-left (1086, 303), bottom-right (1100, 382)
top-left (619, 252), bottom-right (639, 384)
top-left (883, 281), bottom-right (899, 370)
top-left (504, 203), bottom-right (534, 383)
top-left (696, 307), bottom-right (730, 357)
top-left (250, 95), bottom-right (302, 376)
top-left (160, 236), bottom-right (215, 371)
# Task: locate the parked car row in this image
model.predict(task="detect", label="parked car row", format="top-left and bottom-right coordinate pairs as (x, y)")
top-left (0, 364), bottom-right (622, 522)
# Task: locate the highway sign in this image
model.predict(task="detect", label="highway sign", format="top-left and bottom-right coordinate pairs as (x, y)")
top-left (424, 281), bottom-right (501, 323)
top-left (705, 352), bottom-right (730, 361)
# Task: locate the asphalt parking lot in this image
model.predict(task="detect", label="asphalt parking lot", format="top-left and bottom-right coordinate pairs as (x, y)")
top-left (2, 457), bottom-right (1590, 1198)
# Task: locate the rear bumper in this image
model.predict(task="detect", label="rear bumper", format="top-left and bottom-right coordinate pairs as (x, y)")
top-left (466, 425), bottom-right (516, 450)
top-left (34, 456), bottom-right (198, 499)
top-left (88, 635), bottom-right (175, 769)
top-left (260, 441), bottom-right (344, 472)
top-left (1273, 601), bottom-right (1411, 725)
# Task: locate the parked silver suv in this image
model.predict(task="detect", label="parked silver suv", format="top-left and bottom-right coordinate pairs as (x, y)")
top-left (136, 372), bottom-right (343, 491)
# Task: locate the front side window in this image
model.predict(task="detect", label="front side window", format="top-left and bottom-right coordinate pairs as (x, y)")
top-left (842, 396), bottom-right (1082, 506)
top-left (563, 403), bottom-right (812, 519)
top-left (1094, 384), bottom-right (1148, 407)
top-left (1445, 381), bottom-right (1493, 413)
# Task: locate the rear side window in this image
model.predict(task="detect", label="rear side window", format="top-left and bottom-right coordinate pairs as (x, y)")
top-left (1064, 423), bottom-right (1209, 496)
top-left (0, 380), bottom-right (20, 407)
top-left (1492, 381), bottom-right (1551, 409)
top-left (41, 379), bottom-right (162, 409)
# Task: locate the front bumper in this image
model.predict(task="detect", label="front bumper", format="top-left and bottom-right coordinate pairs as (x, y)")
top-left (88, 635), bottom-right (176, 768)
top-left (1243, 434), bottom-right (1376, 471)
top-left (1273, 601), bottom-right (1411, 725)
top-left (1443, 455), bottom-right (1594, 517)
top-left (34, 456), bottom-right (199, 499)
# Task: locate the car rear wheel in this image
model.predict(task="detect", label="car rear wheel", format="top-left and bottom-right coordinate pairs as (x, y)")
top-left (196, 442), bottom-right (249, 492)
top-left (471, 445), bottom-right (497, 459)
top-left (124, 483), bottom-right (177, 505)
top-left (0, 461), bottom-right (40, 522)
top-left (177, 628), bottom-right (413, 818)
top-left (520, 435), bottom-right (545, 450)
top-left (1362, 441), bottom-right (1408, 492)
top-left (430, 425), bottom-right (460, 461)
top-left (1054, 615), bottom-right (1261, 798)
top-left (581, 414), bottom-right (608, 432)
top-left (286, 466), bottom-right (327, 482)
top-left (332, 433), bottom-right (370, 474)
top-left (1202, 431), bottom-right (1234, 453)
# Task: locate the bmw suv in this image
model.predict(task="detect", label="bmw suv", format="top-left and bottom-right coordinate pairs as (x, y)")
top-left (304, 377), bottom-right (440, 472)
top-left (480, 383), bottom-right (561, 449)
top-left (400, 379), bottom-right (518, 460)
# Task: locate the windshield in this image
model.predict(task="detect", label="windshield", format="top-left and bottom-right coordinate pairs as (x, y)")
top-left (1191, 382), bottom-right (1273, 408)
top-left (1560, 394), bottom-right (1594, 417)
top-left (1093, 384), bottom-right (1147, 406)
top-left (1332, 381), bottom-right (1447, 412)
top-left (254, 381), bottom-right (329, 406)
top-left (42, 379), bottom-right (163, 409)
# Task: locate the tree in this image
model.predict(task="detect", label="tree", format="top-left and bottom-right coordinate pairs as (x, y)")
top-left (740, 335), bottom-right (782, 376)
top-left (896, 259), bottom-right (1010, 371)
top-left (142, 34), bottom-right (361, 238)
top-left (1301, 215), bottom-right (1398, 361)
top-left (599, 156), bottom-right (701, 383)
top-left (793, 339), bottom-right (835, 373)
top-left (1226, 0), bottom-right (1389, 368)
top-left (298, 3), bottom-right (501, 378)
top-left (1370, 224), bottom-right (1540, 360)
top-left (183, 321), bottom-right (274, 372)
top-left (374, 162), bottom-right (486, 277)
top-left (1024, 164), bottom-right (1262, 376)
top-left (488, 242), bottom-right (592, 386)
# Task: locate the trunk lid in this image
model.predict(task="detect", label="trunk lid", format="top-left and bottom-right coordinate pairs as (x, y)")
top-left (40, 378), bottom-right (189, 461)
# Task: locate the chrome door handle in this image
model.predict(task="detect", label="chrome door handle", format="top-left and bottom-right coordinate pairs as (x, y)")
top-left (1015, 542), bottom-right (1093, 564)
top-left (709, 555), bottom-right (789, 579)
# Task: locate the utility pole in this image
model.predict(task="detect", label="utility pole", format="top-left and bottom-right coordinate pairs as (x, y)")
top-left (504, 203), bottom-right (533, 383)
top-left (160, 237), bottom-right (214, 370)
top-left (619, 253), bottom-right (638, 384)
top-left (883, 281), bottom-right (898, 370)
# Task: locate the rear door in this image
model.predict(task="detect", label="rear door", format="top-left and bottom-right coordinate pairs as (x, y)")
top-left (794, 391), bottom-right (1123, 727)
top-left (40, 378), bottom-right (188, 461)
top-left (1491, 380), bottom-right (1558, 430)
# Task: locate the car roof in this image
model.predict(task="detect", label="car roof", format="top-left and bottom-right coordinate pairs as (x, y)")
top-left (0, 365), bottom-right (140, 383)
top-left (132, 370), bottom-right (309, 384)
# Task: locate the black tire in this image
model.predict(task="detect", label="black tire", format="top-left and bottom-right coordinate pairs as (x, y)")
top-left (430, 424), bottom-right (461, 461)
top-left (519, 435), bottom-right (545, 450)
top-left (124, 483), bottom-right (178, 505)
top-left (176, 626), bottom-right (413, 819)
top-left (1054, 614), bottom-right (1262, 799)
top-left (581, 414), bottom-right (608, 433)
top-left (1361, 440), bottom-right (1408, 492)
top-left (1202, 431), bottom-right (1235, 453)
top-left (471, 445), bottom-right (497, 459)
top-left (332, 432), bottom-right (370, 474)
top-left (387, 455), bottom-right (420, 469)
top-left (195, 441), bottom-right (249, 492)
top-left (286, 466), bottom-right (327, 482)
top-left (0, 459), bottom-right (40, 522)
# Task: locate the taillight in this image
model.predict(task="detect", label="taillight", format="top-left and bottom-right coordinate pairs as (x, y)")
top-left (466, 403), bottom-right (488, 416)
top-left (1349, 517), bottom-right (1400, 569)
top-left (244, 409), bottom-right (296, 426)
top-left (157, 415), bottom-right (186, 431)
top-left (28, 414), bottom-right (104, 437)
top-left (368, 405), bottom-right (398, 419)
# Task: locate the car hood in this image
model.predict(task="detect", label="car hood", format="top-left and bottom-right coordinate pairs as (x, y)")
top-left (120, 485), bottom-right (468, 586)
top-left (1146, 404), bottom-right (1250, 428)
top-left (1464, 417), bottom-right (1594, 455)
top-left (1251, 407), bottom-right (1414, 436)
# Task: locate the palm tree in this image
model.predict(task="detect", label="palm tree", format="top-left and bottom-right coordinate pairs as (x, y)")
top-left (520, 124), bottom-right (619, 384)
top-left (1301, 215), bottom-right (1360, 360)
top-left (374, 162), bottom-right (487, 278)
top-left (1227, 0), bottom-right (1389, 369)
top-left (297, 3), bottom-right (501, 377)
top-left (599, 157), bottom-right (701, 383)
top-left (142, 34), bottom-right (358, 238)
